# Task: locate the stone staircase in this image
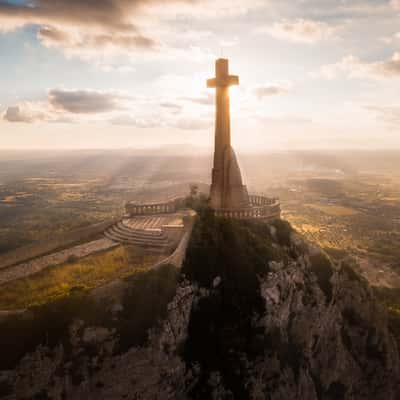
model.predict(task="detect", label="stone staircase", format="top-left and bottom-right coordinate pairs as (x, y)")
top-left (104, 215), bottom-right (182, 252)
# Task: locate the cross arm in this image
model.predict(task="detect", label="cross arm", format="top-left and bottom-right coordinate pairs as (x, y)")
top-left (207, 78), bottom-right (217, 88)
top-left (207, 75), bottom-right (239, 88)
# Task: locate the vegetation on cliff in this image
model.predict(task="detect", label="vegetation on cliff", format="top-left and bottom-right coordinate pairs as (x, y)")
top-left (181, 207), bottom-right (398, 399)
top-left (0, 246), bottom-right (161, 310)
top-left (0, 263), bottom-right (178, 371)
top-left (118, 264), bottom-right (178, 351)
top-left (374, 286), bottom-right (400, 349)
top-left (1, 201), bottom-right (398, 399)
top-left (182, 208), bottom-right (299, 398)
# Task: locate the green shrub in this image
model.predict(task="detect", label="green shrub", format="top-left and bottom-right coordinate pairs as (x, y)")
top-left (184, 193), bottom-right (210, 213)
top-left (0, 289), bottom-right (106, 370)
top-left (0, 379), bottom-right (13, 398)
top-left (341, 261), bottom-right (363, 283)
top-left (309, 253), bottom-right (333, 303)
top-left (323, 247), bottom-right (348, 261)
top-left (373, 287), bottom-right (400, 349)
top-left (117, 264), bottom-right (179, 351)
top-left (0, 264), bottom-right (180, 370)
top-left (271, 219), bottom-right (293, 247)
top-left (182, 209), bottom-right (277, 288)
top-left (66, 254), bottom-right (79, 263)
top-left (182, 209), bottom-right (279, 398)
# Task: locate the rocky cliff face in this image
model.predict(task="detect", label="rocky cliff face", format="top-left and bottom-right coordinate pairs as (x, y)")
top-left (251, 246), bottom-right (399, 399)
top-left (178, 227), bottom-right (399, 399)
top-left (1, 218), bottom-right (399, 399)
top-left (0, 281), bottom-right (194, 400)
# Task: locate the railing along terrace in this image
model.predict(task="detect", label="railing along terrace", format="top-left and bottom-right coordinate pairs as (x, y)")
top-left (125, 193), bottom-right (280, 221)
top-left (214, 196), bottom-right (281, 220)
top-left (126, 196), bottom-right (185, 216)
top-left (248, 194), bottom-right (279, 206)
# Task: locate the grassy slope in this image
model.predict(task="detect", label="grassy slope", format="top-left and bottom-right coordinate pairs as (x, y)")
top-left (0, 246), bottom-right (162, 310)
top-left (0, 263), bottom-right (179, 371)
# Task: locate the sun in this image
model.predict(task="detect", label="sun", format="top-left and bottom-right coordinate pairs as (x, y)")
top-left (229, 85), bottom-right (240, 106)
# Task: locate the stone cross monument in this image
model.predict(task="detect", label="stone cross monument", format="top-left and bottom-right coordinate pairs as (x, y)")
top-left (207, 58), bottom-right (249, 210)
top-left (123, 58), bottom-right (280, 222)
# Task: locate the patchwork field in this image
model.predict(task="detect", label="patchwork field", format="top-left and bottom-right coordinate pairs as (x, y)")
top-left (304, 203), bottom-right (359, 216)
top-left (271, 174), bottom-right (400, 286)
top-left (0, 153), bottom-right (198, 255)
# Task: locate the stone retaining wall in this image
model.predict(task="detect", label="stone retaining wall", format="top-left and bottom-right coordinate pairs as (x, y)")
top-left (152, 213), bottom-right (196, 269)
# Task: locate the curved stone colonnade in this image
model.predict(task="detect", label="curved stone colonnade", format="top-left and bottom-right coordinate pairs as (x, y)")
top-left (125, 194), bottom-right (280, 221)
top-left (125, 197), bottom-right (185, 216)
top-left (214, 195), bottom-right (281, 221)
top-left (248, 194), bottom-right (278, 206)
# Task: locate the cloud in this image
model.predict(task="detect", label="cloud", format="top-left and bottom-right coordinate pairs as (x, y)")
top-left (219, 37), bottom-right (239, 48)
top-left (37, 26), bottom-right (154, 53)
top-left (366, 105), bottom-right (400, 125)
top-left (98, 63), bottom-right (136, 73)
top-left (180, 93), bottom-right (214, 105)
top-left (172, 117), bottom-right (213, 130)
top-left (380, 33), bottom-right (400, 44)
top-left (2, 87), bottom-right (215, 130)
top-left (49, 89), bottom-right (123, 114)
top-left (278, 0), bottom-right (393, 21)
top-left (38, 25), bottom-right (154, 51)
top-left (110, 113), bottom-right (212, 130)
top-left (0, 0), bottom-right (156, 57)
top-left (3, 88), bottom-right (126, 123)
top-left (391, 0), bottom-right (400, 10)
top-left (3, 101), bottom-right (52, 123)
top-left (0, 0), bottom-right (265, 62)
top-left (4, 106), bottom-right (29, 123)
top-left (160, 102), bottom-right (183, 112)
top-left (255, 114), bottom-right (312, 125)
top-left (0, 0), bottom-right (143, 31)
top-left (257, 18), bottom-right (337, 44)
top-left (3, 105), bottom-right (42, 123)
top-left (315, 52), bottom-right (400, 80)
top-left (148, 0), bottom-right (266, 19)
top-left (109, 114), bottom-right (161, 128)
top-left (253, 83), bottom-right (290, 99)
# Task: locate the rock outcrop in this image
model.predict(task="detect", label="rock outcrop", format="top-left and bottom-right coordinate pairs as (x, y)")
top-left (0, 281), bottom-right (195, 400)
top-left (177, 228), bottom-right (400, 399)
top-left (252, 247), bottom-right (400, 399)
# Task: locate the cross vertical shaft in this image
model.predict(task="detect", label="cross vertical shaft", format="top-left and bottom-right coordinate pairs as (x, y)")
top-left (207, 59), bottom-right (238, 168)
top-left (207, 59), bottom-right (249, 210)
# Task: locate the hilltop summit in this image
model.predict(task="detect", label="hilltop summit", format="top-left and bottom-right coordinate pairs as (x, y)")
top-left (1, 210), bottom-right (398, 399)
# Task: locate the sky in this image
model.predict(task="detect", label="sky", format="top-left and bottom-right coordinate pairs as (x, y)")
top-left (0, 0), bottom-right (400, 151)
